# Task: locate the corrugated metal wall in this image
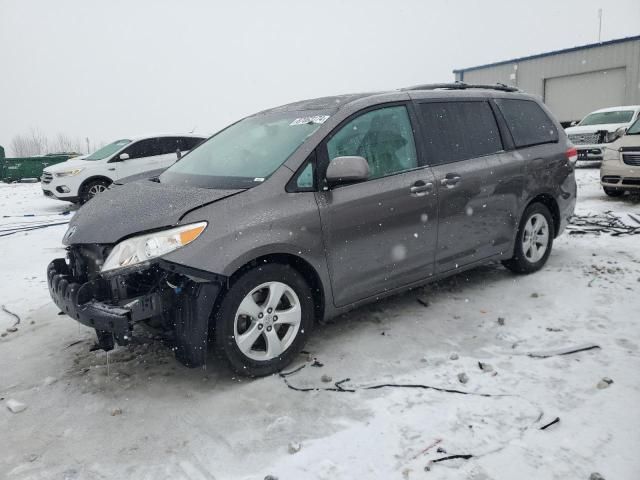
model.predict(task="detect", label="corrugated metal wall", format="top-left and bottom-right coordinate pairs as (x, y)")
top-left (454, 38), bottom-right (640, 123)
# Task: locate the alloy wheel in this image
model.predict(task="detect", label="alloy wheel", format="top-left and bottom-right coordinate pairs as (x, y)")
top-left (522, 213), bottom-right (549, 263)
top-left (87, 184), bottom-right (108, 198)
top-left (233, 281), bottom-right (302, 361)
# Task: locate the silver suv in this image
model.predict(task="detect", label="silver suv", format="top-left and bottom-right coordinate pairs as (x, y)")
top-left (47, 83), bottom-right (577, 376)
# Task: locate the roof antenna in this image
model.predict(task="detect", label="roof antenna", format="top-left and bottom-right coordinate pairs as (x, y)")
top-left (597, 8), bottom-right (602, 42)
top-left (189, 126), bottom-right (197, 134)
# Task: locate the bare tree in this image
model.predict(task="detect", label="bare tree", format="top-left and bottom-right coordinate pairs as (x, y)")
top-left (52, 133), bottom-right (82, 154)
top-left (9, 128), bottom-right (102, 157)
top-left (10, 127), bottom-right (49, 157)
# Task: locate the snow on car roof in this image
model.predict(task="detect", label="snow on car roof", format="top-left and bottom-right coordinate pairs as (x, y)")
top-left (127, 133), bottom-right (207, 141)
top-left (589, 105), bottom-right (640, 113)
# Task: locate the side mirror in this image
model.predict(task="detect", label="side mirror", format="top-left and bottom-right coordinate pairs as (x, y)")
top-left (119, 153), bottom-right (130, 161)
top-left (326, 156), bottom-right (369, 187)
top-left (570, 121), bottom-right (579, 127)
top-left (176, 149), bottom-right (182, 160)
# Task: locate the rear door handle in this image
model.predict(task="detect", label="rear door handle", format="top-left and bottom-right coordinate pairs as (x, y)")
top-left (107, 167), bottom-right (116, 171)
top-left (410, 180), bottom-right (434, 196)
top-left (440, 174), bottom-right (461, 188)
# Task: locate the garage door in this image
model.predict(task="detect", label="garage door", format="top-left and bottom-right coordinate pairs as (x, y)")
top-left (544, 67), bottom-right (626, 124)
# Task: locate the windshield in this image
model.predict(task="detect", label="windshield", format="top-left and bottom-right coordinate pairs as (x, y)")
top-left (85, 139), bottom-right (131, 160)
top-left (578, 110), bottom-right (635, 126)
top-left (160, 112), bottom-right (330, 189)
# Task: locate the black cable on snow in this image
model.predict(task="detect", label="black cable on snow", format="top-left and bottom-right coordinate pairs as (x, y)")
top-left (0, 221), bottom-right (69, 237)
top-left (1, 305), bottom-right (21, 326)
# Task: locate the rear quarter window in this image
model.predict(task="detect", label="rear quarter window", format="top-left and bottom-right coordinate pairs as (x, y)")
top-left (495, 99), bottom-right (558, 148)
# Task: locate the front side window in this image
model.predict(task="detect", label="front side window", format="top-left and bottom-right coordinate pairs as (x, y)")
top-left (418, 101), bottom-right (503, 165)
top-left (326, 105), bottom-right (417, 180)
top-left (85, 139), bottom-right (131, 161)
top-left (123, 138), bottom-right (160, 159)
top-left (160, 111), bottom-right (330, 189)
top-left (178, 137), bottom-right (204, 151)
top-left (496, 99), bottom-right (558, 148)
top-left (157, 137), bottom-right (181, 156)
top-left (579, 110), bottom-right (635, 126)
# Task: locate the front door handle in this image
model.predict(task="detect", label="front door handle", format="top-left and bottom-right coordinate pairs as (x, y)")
top-left (107, 167), bottom-right (115, 171)
top-left (440, 174), bottom-right (461, 188)
top-left (410, 180), bottom-right (434, 196)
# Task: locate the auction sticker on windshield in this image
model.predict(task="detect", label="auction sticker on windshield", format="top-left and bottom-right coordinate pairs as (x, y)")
top-left (290, 115), bottom-right (330, 126)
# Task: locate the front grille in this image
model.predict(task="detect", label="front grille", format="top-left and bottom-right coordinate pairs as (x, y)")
top-left (622, 178), bottom-right (640, 186)
top-left (569, 133), bottom-right (600, 145)
top-left (42, 172), bottom-right (53, 184)
top-left (622, 152), bottom-right (640, 166)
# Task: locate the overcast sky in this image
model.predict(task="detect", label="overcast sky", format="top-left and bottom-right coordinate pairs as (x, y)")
top-left (1, 0), bottom-right (639, 154)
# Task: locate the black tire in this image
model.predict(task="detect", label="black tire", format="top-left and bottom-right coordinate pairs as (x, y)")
top-left (603, 187), bottom-right (624, 197)
top-left (214, 263), bottom-right (314, 377)
top-left (80, 179), bottom-right (111, 204)
top-left (503, 202), bottom-right (555, 274)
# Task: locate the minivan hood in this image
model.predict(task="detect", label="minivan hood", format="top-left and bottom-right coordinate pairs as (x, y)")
top-left (614, 134), bottom-right (640, 148)
top-left (64, 180), bottom-right (243, 245)
top-left (565, 123), bottom-right (629, 135)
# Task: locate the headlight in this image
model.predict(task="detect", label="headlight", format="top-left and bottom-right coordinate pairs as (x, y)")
top-left (101, 222), bottom-right (207, 273)
top-left (604, 127), bottom-right (627, 143)
top-left (55, 168), bottom-right (84, 177)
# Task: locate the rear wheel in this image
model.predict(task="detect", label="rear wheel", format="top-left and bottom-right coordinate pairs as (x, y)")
top-left (503, 203), bottom-right (554, 274)
top-left (603, 187), bottom-right (624, 197)
top-left (214, 263), bottom-right (314, 377)
top-left (80, 179), bottom-right (110, 204)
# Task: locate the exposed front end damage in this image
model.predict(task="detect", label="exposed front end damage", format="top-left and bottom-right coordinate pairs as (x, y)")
top-left (47, 245), bottom-right (224, 367)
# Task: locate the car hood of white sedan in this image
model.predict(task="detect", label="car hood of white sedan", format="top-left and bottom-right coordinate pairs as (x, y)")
top-left (43, 159), bottom-right (104, 173)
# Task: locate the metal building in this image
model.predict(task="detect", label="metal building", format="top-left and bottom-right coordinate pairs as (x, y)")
top-left (453, 35), bottom-right (640, 126)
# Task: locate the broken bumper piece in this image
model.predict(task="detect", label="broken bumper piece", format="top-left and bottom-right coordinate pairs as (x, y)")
top-left (47, 258), bottom-right (163, 349)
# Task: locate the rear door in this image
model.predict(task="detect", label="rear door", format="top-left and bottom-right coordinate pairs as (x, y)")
top-left (415, 99), bottom-right (523, 273)
top-left (315, 104), bottom-right (439, 307)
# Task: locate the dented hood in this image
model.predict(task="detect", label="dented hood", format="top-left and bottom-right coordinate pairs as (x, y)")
top-left (64, 180), bottom-right (243, 245)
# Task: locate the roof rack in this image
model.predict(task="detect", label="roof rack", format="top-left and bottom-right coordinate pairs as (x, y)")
top-left (402, 81), bottom-right (520, 93)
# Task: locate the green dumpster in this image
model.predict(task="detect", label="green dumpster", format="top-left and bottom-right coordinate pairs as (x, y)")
top-left (0, 151), bottom-right (78, 182)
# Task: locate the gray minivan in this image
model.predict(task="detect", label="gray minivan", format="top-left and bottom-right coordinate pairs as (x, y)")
top-left (48, 83), bottom-right (577, 376)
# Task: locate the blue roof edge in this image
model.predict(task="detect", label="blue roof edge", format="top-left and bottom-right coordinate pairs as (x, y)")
top-left (452, 34), bottom-right (640, 73)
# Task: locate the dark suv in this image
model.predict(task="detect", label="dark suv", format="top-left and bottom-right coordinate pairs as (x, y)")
top-left (47, 83), bottom-right (577, 376)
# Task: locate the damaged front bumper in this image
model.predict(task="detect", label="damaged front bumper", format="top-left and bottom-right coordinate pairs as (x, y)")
top-left (47, 254), bottom-right (224, 366)
top-left (47, 258), bottom-right (163, 347)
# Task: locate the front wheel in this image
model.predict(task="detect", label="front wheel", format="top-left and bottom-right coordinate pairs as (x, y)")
top-left (214, 263), bottom-right (314, 377)
top-left (80, 179), bottom-right (111, 204)
top-left (503, 203), bottom-right (555, 274)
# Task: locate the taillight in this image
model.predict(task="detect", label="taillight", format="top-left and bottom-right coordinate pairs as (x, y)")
top-left (566, 146), bottom-right (578, 165)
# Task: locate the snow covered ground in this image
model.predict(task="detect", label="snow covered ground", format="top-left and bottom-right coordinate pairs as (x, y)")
top-left (1, 168), bottom-right (639, 480)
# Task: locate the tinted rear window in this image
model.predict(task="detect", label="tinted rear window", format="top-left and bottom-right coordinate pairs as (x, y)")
top-left (495, 98), bottom-right (558, 148)
top-left (417, 101), bottom-right (503, 165)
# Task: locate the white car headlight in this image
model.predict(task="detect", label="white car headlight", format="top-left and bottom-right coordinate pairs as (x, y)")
top-left (55, 168), bottom-right (84, 177)
top-left (101, 222), bottom-right (207, 273)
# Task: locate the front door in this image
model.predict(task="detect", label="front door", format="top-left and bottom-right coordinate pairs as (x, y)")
top-left (415, 99), bottom-right (523, 273)
top-left (316, 104), bottom-right (439, 307)
top-left (113, 137), bottom-right (163, 180)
